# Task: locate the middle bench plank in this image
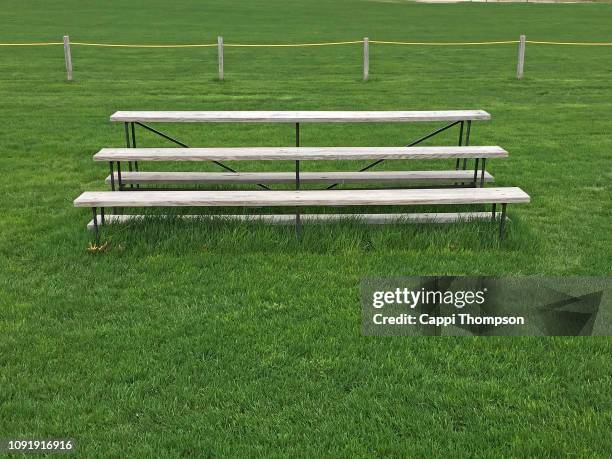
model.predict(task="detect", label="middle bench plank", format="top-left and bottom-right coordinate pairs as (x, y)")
top-left (93, 146), bottom-right (508, 161)
top-left (105, 170), bottom-right (494, 185)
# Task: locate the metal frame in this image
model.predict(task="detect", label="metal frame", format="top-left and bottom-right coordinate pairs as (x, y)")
top-left (100, 117), bottom-right (503, 244)
top-left (115, 119), bottom-right (489, 193)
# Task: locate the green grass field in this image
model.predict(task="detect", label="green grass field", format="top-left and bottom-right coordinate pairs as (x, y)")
top-left (1, 0), bottom-right (611, 456)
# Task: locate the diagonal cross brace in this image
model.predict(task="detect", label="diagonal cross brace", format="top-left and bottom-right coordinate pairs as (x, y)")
top-left (326, 120), bottom-right (462, 190)
top-left (135, 122), bottom-right (270, 190)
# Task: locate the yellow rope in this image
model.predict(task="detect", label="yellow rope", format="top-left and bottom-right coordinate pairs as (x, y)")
top-left (223, 40), bottom-right (363, 47)
top-left (0, 40), bottom-right (361, 48)
top-left (70, 42), bottom-right (216, 48)
top-left (0, 42), bottom-right (63, 46)
top-left (370, 40), bottom-right (519, 46)
top-left (2, 39), bottom-right (612, 47)
top-left (526, 40), bottom-right (612, 46)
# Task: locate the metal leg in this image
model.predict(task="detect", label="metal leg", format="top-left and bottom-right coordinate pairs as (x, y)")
top-left (296, 122), bottom-right (300, 189)
top-left (499, 203), bottom-right (507, 240)
top-left (131, 122), bottom-right (139, 188)
top-left (92, 207), bottom-right (100, 246)
top-left (117, 161), bottom-right (123, 191)
top-left (124, 123), bottom-right (134, 189)
top-left (463, 120), bottom-right (472, 170)
top-left (492, 203), bottom-right (497, 221)
top-left (109, 161), bottom-right (115, 191)
top-left (131, 122), bottom-right (137, 148)
top-left (455, 121), bottom-right (464, 170)
top-left (480, 158), bottom-right (487, 187)
top-left (473, 158), bottom-right (479, 187)
top-left (295, 122), bottom-right (301, 240)
top-left (110, 161), bottom-right (118, 214)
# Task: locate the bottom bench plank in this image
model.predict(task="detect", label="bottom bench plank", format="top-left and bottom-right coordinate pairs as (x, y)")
top-left (75, 188), bottom-right (530, 207)
top-left (106, 170), bottom-right (494, 185)
top-left (87, 212), bottom-right (502, 230)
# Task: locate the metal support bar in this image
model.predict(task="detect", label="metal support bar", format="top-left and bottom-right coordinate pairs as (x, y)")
top-left (499, 203), bottom-right (508, 240)
top-left (131, 122), bottom-right (139, 179)
top-left (455, 121), bottom-right (464, 170)
top-left (109, 162), bottom-right (115, 191)
top-left (134, 122), bottom-right (269, 190)
top-left (366, 120), bottom-right (462, 172)
top-left (404, 120), bottom-right (462, 148)
top-left (492, 203), bottom-right (497, 221)
top-left (295, 122), bottom-right (301, 189)
top-left (327, 120), bottom-right (462, 190)
top-left (124, 123), bottom-right (134, 188)
top-left (473, 158), bottom-right (480, 187)
top-left (463, 120), bottom-right (472, 170)
top-left (92, 207), bottom-right (99, 246)
top-left (135, 122), bottom-right (231, 170)
top-left (117, 161), bottom-right (123, 190)
top-left (131, 122), bottom-right (137, 148)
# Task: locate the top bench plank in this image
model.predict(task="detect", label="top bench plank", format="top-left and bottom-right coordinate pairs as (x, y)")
top-left (93, 146), bottom-right (507, 161)
top-left (74, 187), bottom-right (530, 208)
top-left (110, 110), bottom-right (491, 123)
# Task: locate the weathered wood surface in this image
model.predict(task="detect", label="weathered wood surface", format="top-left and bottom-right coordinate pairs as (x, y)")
top-left (74, 187), bottom-right (530, 207)
top-left (363, 37), bottom-right (369, 81)
top-left (517, 34), bottom-right (526, 80)
top-left (63, 36), bottom-right (73, 81)
top-left (94, 146), bottom-right (507, 161)
top-left (87, 212), bottom-right (503, 230)
top-left (109, 110), bottom-right (491, 123)
top-left (105, 170), bottom-right (494, 185)
top-left (217, 36), bottom-right (224, 81)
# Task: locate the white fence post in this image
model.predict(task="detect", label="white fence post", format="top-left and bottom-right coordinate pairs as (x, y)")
top-left (363, 37), bottom-right (369, 81)
top-left (217, 36), bottom-right (224, 81)
top-left (63, 35), bottom-right (73, 81)
top-left (517, 34), bottom-right (526, 80)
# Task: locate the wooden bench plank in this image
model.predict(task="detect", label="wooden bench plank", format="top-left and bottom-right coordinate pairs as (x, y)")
top-left (105, 170), bottom-right (495, 185)
top-left (74, 188), bottom-right (530, 208)
top-left (94, 146), bottom-right (508, 161)
top-left (110, 110), bottom-right (491, 123)
top-left (87, 212), bottom-right (504, 230)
